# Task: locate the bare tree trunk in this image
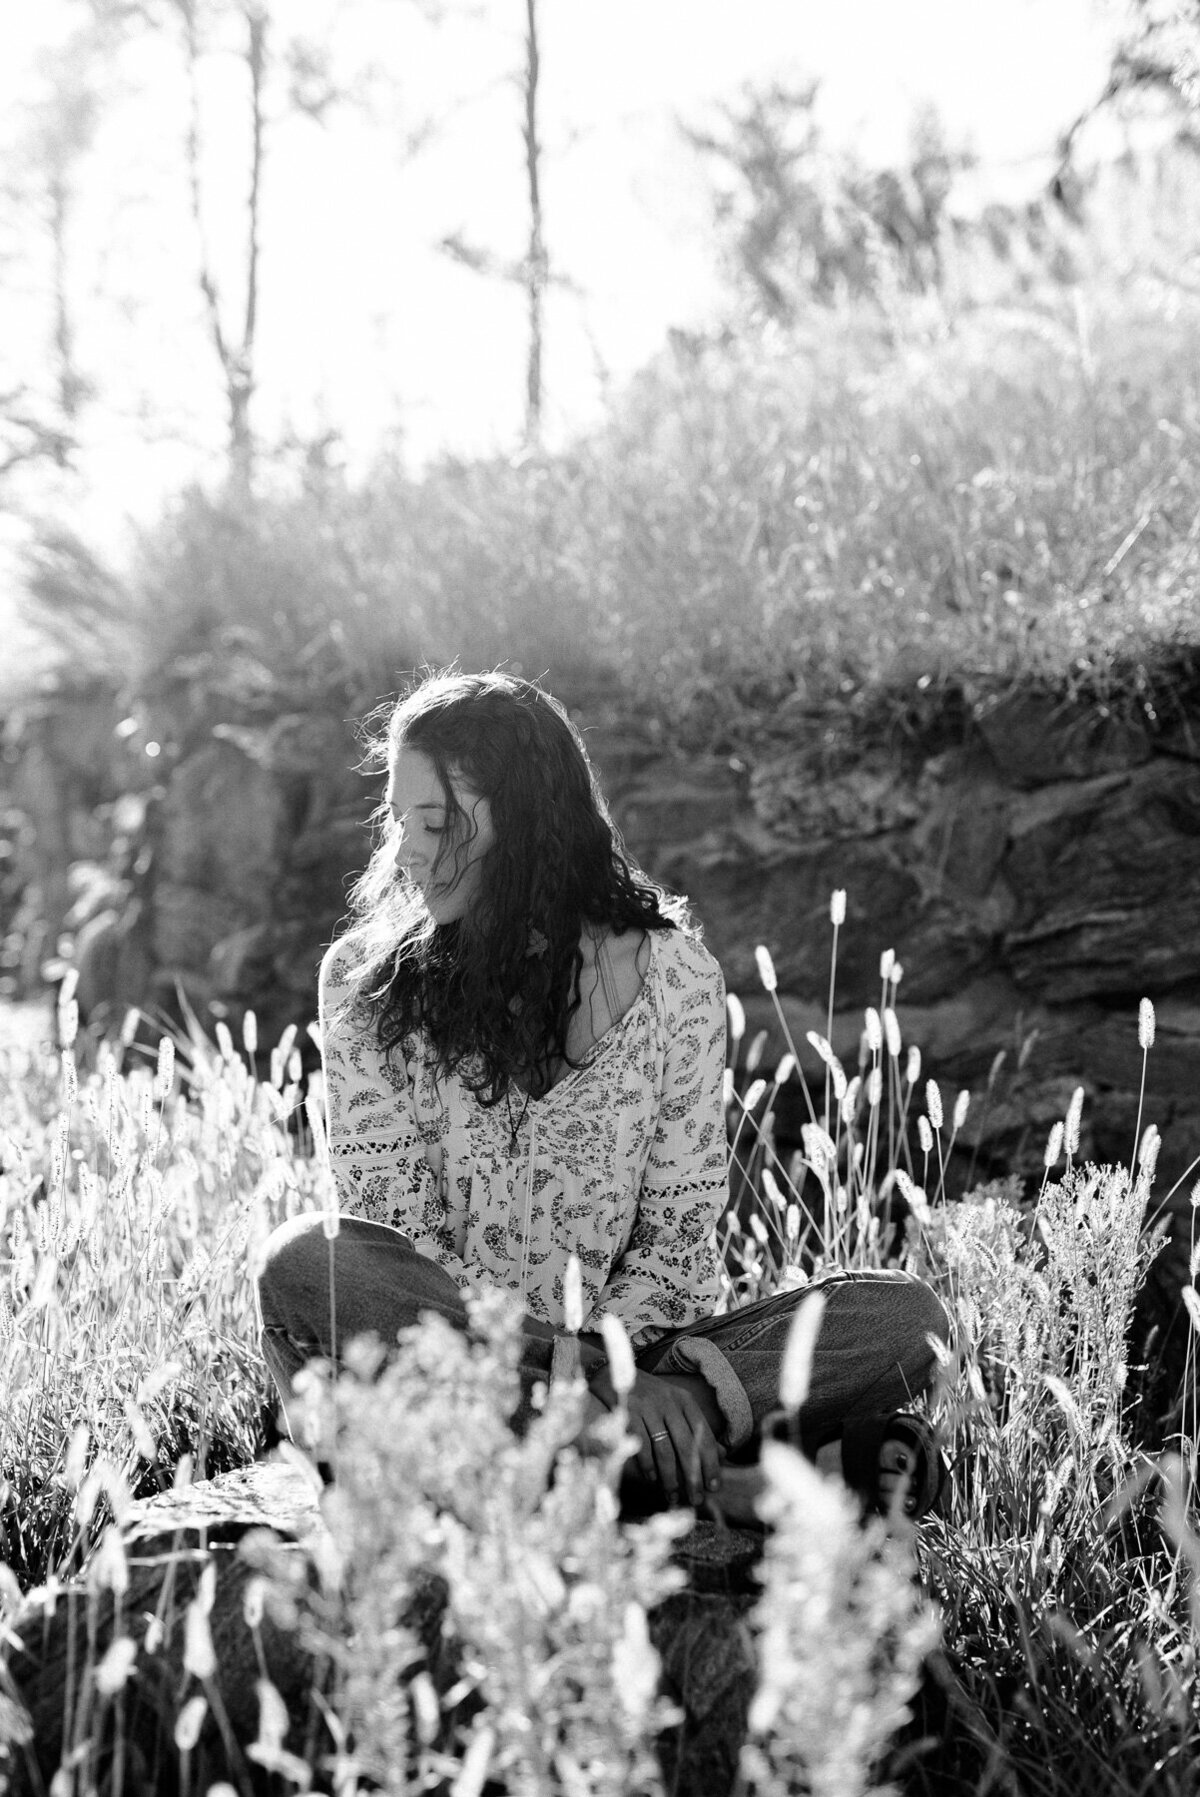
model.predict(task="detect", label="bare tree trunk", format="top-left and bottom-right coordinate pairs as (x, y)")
top-left (522, 0), bottom-right (545, 447)
top-left (233, 0), bottom-right (267, 488)
top-left (176, 0), bottom-right (265, 490)
top-left (48, 172), bottom-right (81, 456)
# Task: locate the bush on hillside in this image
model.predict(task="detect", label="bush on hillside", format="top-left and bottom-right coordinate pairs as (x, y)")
top-left (17, 287), bottom-right (1200, 758)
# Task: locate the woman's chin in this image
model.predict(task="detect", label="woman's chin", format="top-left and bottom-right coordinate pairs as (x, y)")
top-left (423, 892), bottom-right (466, 927)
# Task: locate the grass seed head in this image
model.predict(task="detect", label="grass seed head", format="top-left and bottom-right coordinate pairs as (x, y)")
top-left (755, 944), bottom-right (778, 992)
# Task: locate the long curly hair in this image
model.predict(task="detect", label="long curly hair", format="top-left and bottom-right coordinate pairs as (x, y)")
top-left (337, 670), bottom-right (686, 1103)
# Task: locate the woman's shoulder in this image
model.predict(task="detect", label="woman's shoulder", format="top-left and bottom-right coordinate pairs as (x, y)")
top-left (319, 933), bottom-right (367, 1003)
top-left (318, 934), bottom-right (386, 1047)
top-left (648, 922), bottom-right (725, 1006)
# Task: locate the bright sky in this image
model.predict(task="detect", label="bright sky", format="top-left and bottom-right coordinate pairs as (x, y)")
top-left (0, 0), bottom-right (1124, 565)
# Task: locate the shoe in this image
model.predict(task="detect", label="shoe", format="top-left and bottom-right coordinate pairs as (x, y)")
top-left (840, 1411), bottom-right (945, 1520)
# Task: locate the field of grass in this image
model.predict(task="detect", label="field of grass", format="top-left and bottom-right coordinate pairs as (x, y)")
top-left (0, 917), bottom-right (1197, 1795)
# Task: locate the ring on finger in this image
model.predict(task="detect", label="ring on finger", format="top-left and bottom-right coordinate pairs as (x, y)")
top-left (649, 1429), bottom-right (670, 1442)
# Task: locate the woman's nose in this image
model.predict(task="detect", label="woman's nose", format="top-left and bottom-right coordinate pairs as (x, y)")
top-left (394, 833), bottom-right (427, 881)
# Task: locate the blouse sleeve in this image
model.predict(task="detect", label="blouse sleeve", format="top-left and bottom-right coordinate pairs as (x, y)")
top-left (586, 932), bottom-right (728, 1346)
top-left (319, 943), bottom-right (492, 1297)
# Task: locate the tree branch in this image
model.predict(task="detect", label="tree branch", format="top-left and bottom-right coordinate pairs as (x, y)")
top-left (242, 0), bottom-right (266, 364)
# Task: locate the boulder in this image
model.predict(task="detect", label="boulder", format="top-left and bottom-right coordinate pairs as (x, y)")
top-left (657, 837), bottom-right (929, 1005)
top-left (157, 737), bottom-right (286, 914)
top-left (1002, 761), bottom-right (1200, 1001)
top-left (1, 1469), bottom-right (328, 1797)
top-left (976, 690), bottom-right (1154, 788)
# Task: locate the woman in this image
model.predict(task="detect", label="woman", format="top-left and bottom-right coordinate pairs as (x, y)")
top-left (257, 670), bottom-right (949, 1520)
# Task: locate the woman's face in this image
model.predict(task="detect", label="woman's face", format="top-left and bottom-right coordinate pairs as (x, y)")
top-left (386, 745), bottom-right (495, 925)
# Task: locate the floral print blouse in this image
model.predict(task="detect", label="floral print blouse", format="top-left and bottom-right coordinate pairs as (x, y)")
top-left (319, 925), bottom-right (729, 1347)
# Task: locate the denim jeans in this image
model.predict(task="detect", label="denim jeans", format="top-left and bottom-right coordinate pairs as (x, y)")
top-left (256, 1213), bottom-right (949, 1457)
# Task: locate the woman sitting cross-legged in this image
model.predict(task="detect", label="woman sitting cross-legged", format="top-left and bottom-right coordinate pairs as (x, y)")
top-left (256, 670), bottom-right (950, 1522)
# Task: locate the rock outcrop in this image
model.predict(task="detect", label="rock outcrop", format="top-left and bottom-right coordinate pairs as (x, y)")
top-left (588, 695), bottom-right (1200, 1215)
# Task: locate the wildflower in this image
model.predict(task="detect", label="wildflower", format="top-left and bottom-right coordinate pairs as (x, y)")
top-left (779, 1292), bottom-right (827, 1411)
top-left (774, 1052), bottom-right (796, 1086)
top-left (1183, 1286), bottom-right (1200, 1335)
top-left (184, 1565), bottom-right (218, 1681)
top-left (410, 1670), bottom-right (441, 1745)
top-left (563, 1253), bottom-right (584, 1334)
top-left (925, 1080), bottom-right (944, 1131)
top-left (952, 1090), bottom-right (970, 1131)
top-left (243, 1577), bottom-right (266, 1630)
top-left (745, 1443), bottom-right (938, 1796)
top-left (1138, 997), bottom-right (1156, 1050)
top-left (1138, 1124), bottom-right (1161, 1180)
top-left (762, 1168), bottom-right (787, 1209)
top-left (600, 1314), bottom-right (636, 1395)
top-left (1064, 1086), bottom-right (1084, 1157)
top-left (57, 998), bottom-right (79, 1052)
top-left (154, 1035), bottom-right (175, 1099)
top-left (905, 1045), bottom-right (921, 1086)
top-left (251, 1678), bottom-right (290, 1759)
top-left (123, 1398), bottom-right (157, 1463)
top-left (1044, 1121), bottom-right (1064, 1168)
top-left (829, 889), bottom-right (847, 927)
top-left (755, 945), bottom-right (778, 992)
top-left (879, 948), bottom-right (894, 981)
top-left (917, 1116), bottom-right (933, 1157)
top-left (883, 1008), bottom-right (901, 1058)
top-left (801, 1125), bottom-right (837, 1174)
top-left (453, 1726), bottom-right (496, 1797)
top-left (174, 1695), bottom-right (208, 1753)
top-left (87, 1526), bottom-right (129, 1598)
top-left (64, 1423), bottom-right (89, 1491)
top-left (242, 1008), bottom-right (259, 1056)
top-left (727, 992), bottom-right (747, 1048)
top-left (893, 1168), bottom-right (931, 1225)
top-left (864, 1008), bottom-right (883, 1054)
top-left (95, 1637), bottom-right (138, 1697)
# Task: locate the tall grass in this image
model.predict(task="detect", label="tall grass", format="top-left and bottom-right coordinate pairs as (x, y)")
top-left (719, 907), bottom-right (1200, 1794)
top-left (0, 988), bottom-right (322, 1583)
top-left (1, 902), bottom-right (1199, 1791)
